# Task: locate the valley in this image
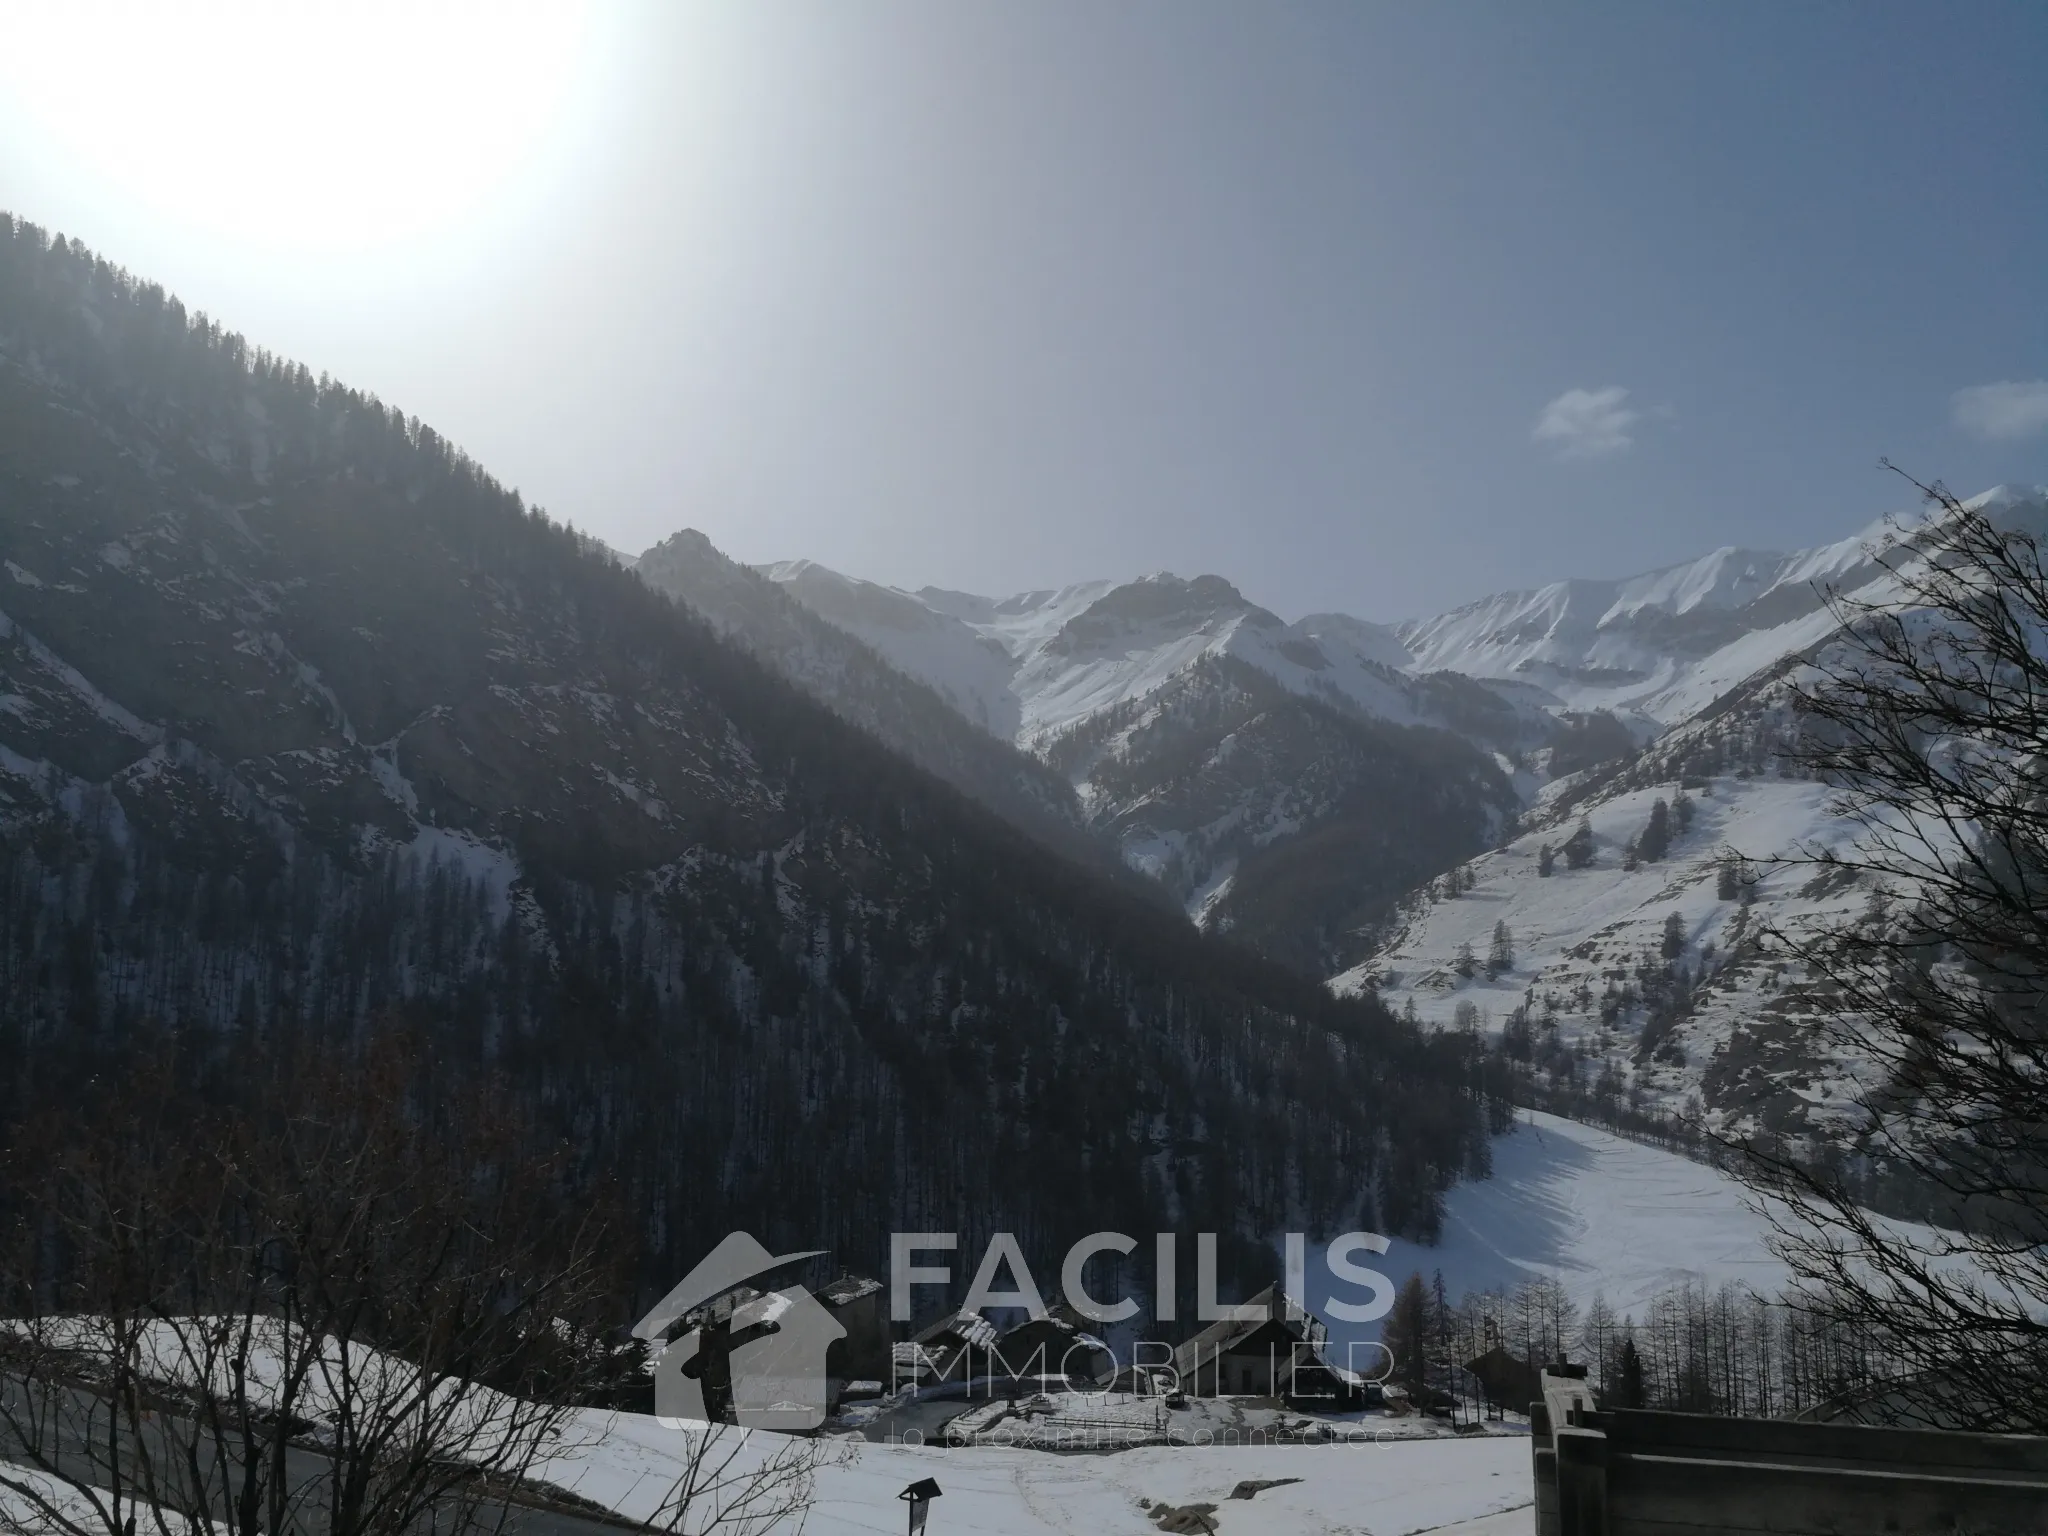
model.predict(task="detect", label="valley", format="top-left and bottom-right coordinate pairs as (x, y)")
top-left (630, 462), bottom-right (2046, 1177)
top-left (4, 6), bottom-right (2046, 1526)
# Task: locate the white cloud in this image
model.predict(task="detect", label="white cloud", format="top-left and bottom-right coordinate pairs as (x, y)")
top-left (1951, 381), bottom-right (2048, 442)
top-left (1532, 386), bottom-right (1640, 460)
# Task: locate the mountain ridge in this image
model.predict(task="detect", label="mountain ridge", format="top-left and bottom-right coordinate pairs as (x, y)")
top-left (1332, 482), bottom-right (2048, 1196)
top-left (0, 215), bottom-right (1494, 1290)
top-left (642, 482), bottom-right (2046, 1032)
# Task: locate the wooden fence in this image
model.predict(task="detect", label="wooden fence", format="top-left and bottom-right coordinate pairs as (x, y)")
top-left (1532, 1367), bottom-right (2048, 1535)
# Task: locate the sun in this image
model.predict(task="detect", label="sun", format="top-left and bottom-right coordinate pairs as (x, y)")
top-left (0, 1), bottom-right (600, 255)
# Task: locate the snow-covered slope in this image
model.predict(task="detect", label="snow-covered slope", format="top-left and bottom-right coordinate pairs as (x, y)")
top-left (1047, 654), bottom-right (1520, 972)
top-left (757, 558), bottom-right (1028, 737)
top-left (1379, 1110), bottom-right (1790, 1320)
top-left (634, 531), bottom-right (1104, 866)
top-left (1398, 486), bottom-right (2048, 725)
top-left (542, 1406), bottom-right (1532, 1536)
top-left (730, 486), bottom-right (2046, 756)
top-left (652, 486), bottom-right (2045, 982)
top-left (761, 565), bottom-right (1454, 748)
top-left (1330, 771), bottom-right (1875, 1142)
top-left (1334, 484), bottom-right (2048, 1147)
top-left (724, 561), bottom-right (1554, 964)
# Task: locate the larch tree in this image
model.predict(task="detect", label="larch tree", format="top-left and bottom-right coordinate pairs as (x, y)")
top-left (1488, 920), bottom-right (1515, 976)
top-left (1733, 471), bottom-right (2048, 1432)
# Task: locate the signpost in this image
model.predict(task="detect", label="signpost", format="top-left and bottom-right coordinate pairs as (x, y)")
top-left (898, 1477), bottom-right (942, 1534)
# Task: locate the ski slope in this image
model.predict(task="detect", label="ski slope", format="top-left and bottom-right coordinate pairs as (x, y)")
top-left (1396, 1111), bottom-right (1789, 1320)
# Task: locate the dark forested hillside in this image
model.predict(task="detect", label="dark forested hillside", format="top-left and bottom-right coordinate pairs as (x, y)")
top-left (0, 219), bottom-right (1501, 1306)
top-left (632, 527), bottom-right (1141, 885)
top-left (1043, 656), bottom-right (1518, 974)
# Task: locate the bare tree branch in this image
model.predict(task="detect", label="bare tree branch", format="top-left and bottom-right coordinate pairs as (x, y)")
top-left (1726, 469), bottom-right (2048, 1430)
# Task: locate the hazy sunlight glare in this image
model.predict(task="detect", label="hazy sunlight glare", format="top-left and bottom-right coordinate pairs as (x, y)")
top-left (0, 1), bottom-right (598, 254)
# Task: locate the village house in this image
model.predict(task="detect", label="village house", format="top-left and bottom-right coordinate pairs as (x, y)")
top-left (1171, 1284), bottom-right (1369, 1408)
top-left (818, 1271), bottom-right (889, 1409)
top-left (896, 1307), bottom-right (1003, 1390)
top-left (994, 1312), bottom-right (1115, 1390)
top-left (1463, 1343), bottom-right (1542, 1414)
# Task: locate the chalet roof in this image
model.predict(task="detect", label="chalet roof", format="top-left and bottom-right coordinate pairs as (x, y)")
top-left (732, 1286), bottom-right (819, 1329)
top-left (912, 1308), bottom-right (1001, 1351)
top-left (892, 1340), bottom-right (948, 1372)
top-left (997, 1313), bottom-right (1112, 1357)
top-left (631, 1231), bottom-right (827, 1341)
top-left (818, 1273), bottom-right (884, 1305)
top-left (1170, 1285), bottom-right (1321, 1373)
top-left (683, 1284), bottom-right (762, 1328)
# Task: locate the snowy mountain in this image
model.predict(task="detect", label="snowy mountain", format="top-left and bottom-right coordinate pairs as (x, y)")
top-left (654, 481), bottom-right (2048, 1152)
top-left (682, 487), bottom-right (2044, 992)
top-left (0, 217), bottom-right (1495, 1287)
top-left (1392, 496), bottom-right (2045, 726)
top-left (760, 563), bottom-right (1537, 750)
top-left (1336, 484), bottom-right (2048, 1165)
top-left (1041, 653), bottom-right (1519, 972)
top-left (637, 558), bottom-right (1584, 969)
top-left (1332, 769), bottom-right (1873, 1146)
top-left (755, 557), bottom-right (1036, 737)
top-left (632, 530), bottom-right (1122, 878)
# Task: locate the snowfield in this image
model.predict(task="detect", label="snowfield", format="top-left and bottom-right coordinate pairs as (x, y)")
top-left (1328, 1109), bottom-right (1983, 1362)
top-left (1403, 1110), bottom-right (1790, 1320)
top-left (1331, 772), bottom-right (1884, 1141)
top-left (0, 1314), bottom-right (1531, 1536)
top-left (0, 1418), bottom-right (1532, 1536)
top-left (538, 1409), bottom-right (1534, 1536)
top-left (756, 563), bottom-right (1533, 751)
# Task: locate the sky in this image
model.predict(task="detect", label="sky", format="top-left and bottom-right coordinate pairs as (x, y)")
top-left (2, 1), bottom-right (2044, 621)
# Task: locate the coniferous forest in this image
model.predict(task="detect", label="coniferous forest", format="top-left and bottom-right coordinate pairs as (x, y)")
top-left (0, 219), bottom-right (1508, 1313)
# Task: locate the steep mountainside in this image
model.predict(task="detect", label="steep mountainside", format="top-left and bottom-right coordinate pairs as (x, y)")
top-left (723, 483), bottom-right (2048, 1021)
top-left (0, 219), bottom-right (1500, 1288)
top-left (632, 529), bottom-right (1125, 878)
top-left (678, 561), bottom-right (1581, 970)
top-left (757, 557), bottom-right (1038, 737)
top-left (1333, 765), bottom-right (1868, 1150)
top-left (1391, 509), bottom-right (2016, 726)
top-left (759, 562), bottom-right (1544, 751)
top-left (1335, 485), bottom-right (2048, 1198)
top-left (1041, 656), bottom-right (1518, 974)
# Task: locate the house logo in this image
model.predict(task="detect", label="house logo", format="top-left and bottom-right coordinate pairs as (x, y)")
top-left (633, 1232), bottom-right (845, 1432)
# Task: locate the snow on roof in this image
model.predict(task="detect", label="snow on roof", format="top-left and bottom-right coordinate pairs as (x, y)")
top-left (818, 1273), bottom-right (883, 1304)
top-left (1170, 1286), bottom-right (1318, 1369)
top-left (731, 1288), bottom-right (799, 1327)
top-left (913, 1309), bottom-right (1001, 1350)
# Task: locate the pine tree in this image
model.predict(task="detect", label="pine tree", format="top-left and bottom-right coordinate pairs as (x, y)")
top-left (1454, 940), bottom-right (1477, 979)
top-left (1487, 919), bottom-right (1514, 977)
top-left (1716, 856), bottom-right (1739, 901)
top-left (1616, 1333), bottom-right (1646, 1409)
top-left (1661, 911), bottom-right (1685, 959)
top-left (1537, 842), bottom-right (1556, 877)
top-left (1638, 799), bottom-right (1671, 862)
top-left (1563, 818), bottom-right (1596, 870)
top-left (1382, 1271), bottom-right (1432, 1394)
